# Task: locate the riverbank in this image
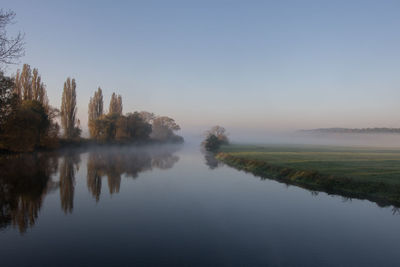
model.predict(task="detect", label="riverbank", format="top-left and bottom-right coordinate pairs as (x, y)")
top-left (216, 144), bottom-right (400, 207)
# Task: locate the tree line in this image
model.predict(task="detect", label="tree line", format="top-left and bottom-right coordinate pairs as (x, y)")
top-left (0, 64), bottom-right (183, 152)
top-left (87, 87), bottom-right (183, 143)
top-left (301, 128), bottom-right (400, 134)
top-left (0, 9), bottom-right (182, 152)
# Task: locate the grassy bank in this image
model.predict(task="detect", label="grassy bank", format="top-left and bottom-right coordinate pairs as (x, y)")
top-left (216, 144), bottom-right (400, 207)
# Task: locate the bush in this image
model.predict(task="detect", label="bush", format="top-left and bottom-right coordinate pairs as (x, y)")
top-left (203, 134), bottom-right (221, 151)
top-left (0, 100), bottom-right (52, 152)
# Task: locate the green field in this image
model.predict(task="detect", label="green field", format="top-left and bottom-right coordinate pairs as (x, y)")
top-left (217, 144), bottom-right (400, 206)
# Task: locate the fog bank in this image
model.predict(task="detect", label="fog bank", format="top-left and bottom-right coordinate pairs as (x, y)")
top-left (220, 130), bottom-right (400, 148)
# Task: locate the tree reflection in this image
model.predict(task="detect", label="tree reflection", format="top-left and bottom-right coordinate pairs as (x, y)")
top-left (202, 150), bottom-right (222, 169)
top-left (0, 145), bottom-right (181, 232)
top-left (86, 146), bottom-right (180, 201)
top-left (59, 153), bottom-right (80, 213)
top-left (0, 153), bottom-right (58, 233)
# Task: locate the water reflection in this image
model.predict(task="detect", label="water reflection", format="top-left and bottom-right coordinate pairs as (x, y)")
top-left (86, 146), bottom-right (180, 201)
top-left (0, 145), bottom-right (181, 233)
top-left (59, 153), bottom-right (81, 213)
top-left (202, 150), bottom-right (222, 169)
top-left (0, 153), bottom-right (58, 233)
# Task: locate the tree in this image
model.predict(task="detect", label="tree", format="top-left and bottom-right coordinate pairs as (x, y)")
top-left (139, 111), bottom-right (155, 124)
top-left (88, 87), bottom-right (103, 138)
top-left (151, 116), bottom-right (182, 142)
top-left (60, 77), bottom-right (80, 139)
top-left (14, 63), bottom-right (31, 100)
top-left (202, 126), bottom-right (229, 151)
top-left (0, 100), bottom-right (50, 152)
top-left (14, 64), bottom-right (48, 106)
top-left (31, 68), bottom-right (47, 105)
top-left (109, 92), bottom-right (122, 115)
top-left (206, 125), bottom-right (229, 144)
top-left (0, 67), bottom-right (57, 152)
top-left (203, 134), bottom-right (221, 152)
top-left (0, 71), bottom-right (17, 129)
top-left (126, 113), bottom-right (152, 140)
top-left (0, 10), bottom-right (24, 68)
top-left (115, 112), bottom-right (152, 142)
top-left (92, 114), bottom-right (118, 142)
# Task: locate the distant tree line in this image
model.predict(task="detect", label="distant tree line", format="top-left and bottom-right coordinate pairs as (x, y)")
top-left (301, 128), bottom-right (400, 134)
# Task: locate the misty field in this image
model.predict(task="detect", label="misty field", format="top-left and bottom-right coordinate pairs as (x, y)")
top-left (217, 144), bottom-right (400, 206)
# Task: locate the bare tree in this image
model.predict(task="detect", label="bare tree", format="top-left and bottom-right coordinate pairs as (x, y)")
top-left (0, 10), bottom-right (24, 68)
top-left (0, 71), bottom-right (16, 127)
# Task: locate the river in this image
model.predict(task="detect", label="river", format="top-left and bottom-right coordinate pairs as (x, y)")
top-left (0, 143), bottom-right (399, 266)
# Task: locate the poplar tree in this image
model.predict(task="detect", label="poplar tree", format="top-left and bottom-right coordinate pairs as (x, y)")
top-left (88, 87), bottom-right (103, 138)
top-left (60, 77), bottom-right (79, 138)
top-left (108, 92), bottom-right (122, 115)
top-left (14, 63), bottom-right (32, 100)
top-left (14, 64), bottom-right (48, 106)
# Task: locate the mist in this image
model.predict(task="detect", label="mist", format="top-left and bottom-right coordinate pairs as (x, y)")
top-left (208, 129), bottom-right (400, 148)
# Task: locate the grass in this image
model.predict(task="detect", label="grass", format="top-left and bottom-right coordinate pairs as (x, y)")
top-left (217, 144), bottom-right (400, 207)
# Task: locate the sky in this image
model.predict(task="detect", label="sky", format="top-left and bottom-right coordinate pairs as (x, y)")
top-left (2, 0), bottom-right (400, 138)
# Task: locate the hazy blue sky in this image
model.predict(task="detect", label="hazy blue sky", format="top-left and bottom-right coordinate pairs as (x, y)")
top-left (2, 0), bottom-right (400, 136)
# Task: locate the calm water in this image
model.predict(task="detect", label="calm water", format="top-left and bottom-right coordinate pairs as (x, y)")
top-left (1, 143), bottom-right (400, 267)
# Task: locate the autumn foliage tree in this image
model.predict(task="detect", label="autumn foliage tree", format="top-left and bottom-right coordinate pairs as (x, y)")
top-left (60, 77), bottom-right (80, 139)
top-left (88, 91), bottom-right (156, 143)
top-left (88, 87), bottom-right (103, 138)
top-left (1, 100), bottom-right (51, 152)
top-left (14, 64), bottom-right (48, 106)
top-left (115, 112), bottom-right (152, 142)
top-left (108, 92), bottom-right (122, 115)
top-left (0, 65), bottom-right (59, 152)
top-left (151, 116), bottom-right (182, 142)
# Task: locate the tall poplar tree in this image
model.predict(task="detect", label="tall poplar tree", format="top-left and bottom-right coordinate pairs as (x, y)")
top-left (14, 63), bottom-right (32, 100)
top-left (88, 87), bottom-right (103, 138)
top-left (14, 64), bottom-right (48, 106)
top-left (108, 92), bottom-right (122, 115)
top-left (31, 68), bottom-right (46, 104)
top-left (60, 77), bottom-right (79, 138)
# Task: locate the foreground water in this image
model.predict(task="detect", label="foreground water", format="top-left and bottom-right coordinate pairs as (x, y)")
top-left (1, 143), bottom-right (399, 267)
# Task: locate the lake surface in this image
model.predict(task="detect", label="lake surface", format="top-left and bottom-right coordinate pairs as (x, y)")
top-left (1, 143), bottom-right (400, 267)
